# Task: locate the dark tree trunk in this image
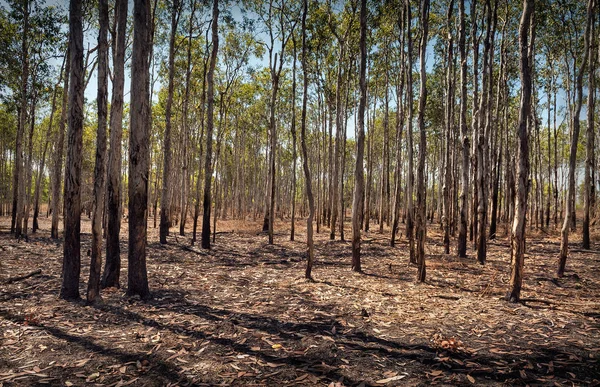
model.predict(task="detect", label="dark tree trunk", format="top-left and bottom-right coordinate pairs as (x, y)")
top-left (60, 0), bottom-right (84, 301)
top-left (127, 0), bottom-right (152, 300)
top-left (88, 0), bottom-right (109, 304)
top-left (102, 0), bottom-right (128, 289)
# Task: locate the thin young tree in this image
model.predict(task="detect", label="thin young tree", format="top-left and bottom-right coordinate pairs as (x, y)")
top-left (51, 47), bottom-right (69, 240)
top-left (12, 0), bottom-right (29, 238)
top-left (557, 0), bottom-right (594, 277)
top-left (507, 0), bottom-right (534, 303)
top-left (60, 0), bottom-right (84, 300)
top-left (582, 7), bottom-right (596, 249)
top-left (201, 0), bottom-right (219, 249)
top-left (442, 0), bottom-right (454, 255)
top-left (102, 0), bottom-right (128, 289)
top-left (351, 0), bottom-right (367, 273)
top-left (456, 0), bottom-right (469, 257)
top-left (301, 0), bottom-right (316, 280)
top-left (160, 0), bottom-right (180, 244)
top-left (415, 0), bottom-right (429, 282)
top-left (87, 0), bottom-right (109, 303)
top-left (405, 0), bottom-right (416, 264)
top-left (127, 0), bottom-right (152, 299)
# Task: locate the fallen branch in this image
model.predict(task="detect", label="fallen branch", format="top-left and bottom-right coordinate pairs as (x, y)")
top-left (5, 269), bottom-right (42, 284)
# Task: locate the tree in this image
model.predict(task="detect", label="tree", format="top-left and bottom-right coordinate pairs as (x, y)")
top-left (60, 0), bottom-right (84, 301)
top-left (102, 0), bottom-right (128, 289)
top-left (12, 0), bottom-right (29, 238)
top-left (457, 0), bottom-right (469, 257)
top-left (201, 0), bottom-right (219, 249)
top-left (582, 4), bottom-right (596, 249)
top-left (87, 0), bottom-right (109, 304)
top-left (415, 0), bottom-right (429, 282)
top-left (507, 0), bottom-right (534, 303)
top-left (127, 0), bottom-right (152, 299)
top-left (557, 0), bottom-right (594, 277)
top-left (160, 0), bottom-right (181, 244)
top-left (351, 0), bottom-right (366, 273)
top-left (301, 0), bottom-right (316, 279)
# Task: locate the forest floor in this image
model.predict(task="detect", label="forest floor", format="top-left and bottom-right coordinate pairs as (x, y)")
top-left (1, 216), bottom-right (600, 387)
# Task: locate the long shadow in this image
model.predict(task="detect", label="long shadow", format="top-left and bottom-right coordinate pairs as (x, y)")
top-left (0, 308), bottom-right (190, 386)
top-left (91, 293), bottom-right (600, 384)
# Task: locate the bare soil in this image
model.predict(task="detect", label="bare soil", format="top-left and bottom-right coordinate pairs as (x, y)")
top-left (1, 216), bottom-right (599, 386)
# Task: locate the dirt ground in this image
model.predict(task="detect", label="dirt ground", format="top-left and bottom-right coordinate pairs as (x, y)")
top-left (1, 215), bottom-right (599, 386)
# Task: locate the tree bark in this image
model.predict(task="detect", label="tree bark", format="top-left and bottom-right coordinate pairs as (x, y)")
top-left (127, 0), bottom-right (152, 300)
top-left (102, 0), bottom-right (128, 289)
top-left (508, 0), bottom-right (534, 303)
top-left (160, 0), bottom-right (179, 244)
top-left (12, 0), bottom-right (29, 238)
top-left (415, 0), bottom-right (430, 282)
top-left (201, 0), bottom-right (219, 249)
top-left (443, 0), bottom-right (454, 255)
top-left (405, 0), bottom-right (415, 264)
top-left (87, 0), bottom-right (109, 304)
top-left (60, 0), bottom-right (84, 301)
top-left (300, 0), bottom-right (316, 280)
top-left (457, 0), bottom-right (469, 258)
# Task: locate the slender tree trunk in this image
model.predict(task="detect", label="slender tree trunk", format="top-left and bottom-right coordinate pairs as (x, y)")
top-left (558, 0), bottom-right (593, 277)
top-left (443, 0), bottom-right (454, 255)
top-left (180, 0), bottom-right (197, 237)
top-left (13, 0), bottom-right (29, 238)
top-left (508, 0), bottom-right (534, 302)
top-left (102, 0), bottom-right (128, 289)
top-left (290, 38), bottom-right (298, 241)
top-left (127, 0), bottom-right (152, 300)
top-left (415, 0), bottom-right (430, 282)
top-left (405, 0), bottom-right (416, 264)
top-left (352, 0), bottom-right (367, 273)
top-left (51, 47), bottom-right (70, 240)
top-left (33, 60), bottom-right (64, 233)
top-left (60, 0), bottom-right (84, 301)
top-left (201, 0), bottom-right (219, 249)
top-left (583, 8), bottom-right (596, 249)
top-left (391, 12), bottom-right (406, 247)
top-left (457, 0), bottom-right (469, 257)
top-left (87, 0), bottom-right (109, 304)
top-left (300, 0), bottom-right (315, 279)
top-left (160, 0), bottom-right (179, 244)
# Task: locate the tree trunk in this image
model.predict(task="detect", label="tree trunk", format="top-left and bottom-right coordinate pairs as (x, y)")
top-left (201, 0), bottom-right (219, 249)
top-left (127, 0), bottom-right (152, 300)
top-left (179, 0), bottom-right (197, 237)
top-left (405, 0), bottom-right (415, 264)
top-left (352, 0), bottom-right (367, 273)
top-left (87, 0), bottom-right (109, 304)
top-left (300, 0), bottom-right (315, 279)
top-left (508, 0), bottom-right (534, 303)
top-left (290, 38), bottom-right (298, 242)
top-left (457, 0), bottom-right (469, 258)
top-left (159, 0), bottom-right (179, 244)
top-left (51, 46), bottom-right (70, 240)
top-left (60, 0), bottom-right (84, 301)
top-left (391, 11), bottom-right (406, 247)
top-left (33, 59), bottom-right (64, 234)
top-left (583, 8), bottom-right (596, 249)
top-left (13, 0), bottom-right (29, 238)
top-left (102, 0), bottom-right (128, 289)
top-left (443, 0), bottom-right (454, 255)
top-left (558, 0), bottom-right (593, 277)
top-left (415, 0), bottom-right (430, 282)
